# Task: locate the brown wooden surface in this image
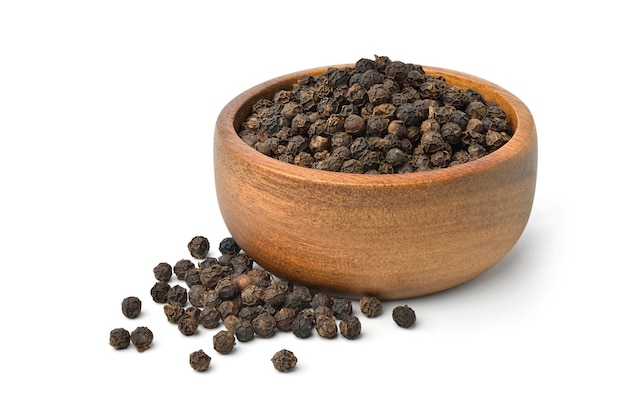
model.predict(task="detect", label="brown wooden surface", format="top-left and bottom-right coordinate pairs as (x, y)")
top-left (214, 65), bottom-right (537, 300)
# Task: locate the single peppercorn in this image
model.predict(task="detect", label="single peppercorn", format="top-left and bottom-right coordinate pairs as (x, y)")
top-left (271, 349), bottom-right (297, 372)
top-left (198, 307), bottom-right (222, 329)
top-left (130, 326), bottom-right (153, 352)
top-left (223, 315), bottom-right (239, 333)
top-left (150, 282), bottom-right (171, 303)
top-left (274, 307), bottom-right (297, 332)
top-left (252, 312), bottom-right (276, 338)
top-left (359, 295), bottom-right (383, 318)
top-left (392, 305), bottom-right (416, 328)
top-left (173, 259), bottom-right (195, 280)
top-left (163, 303), bottom-right (185, 323)
top-left (121, 296), bottom-right (142, 319)
top-left (339, 316), bottom-right (362, 340)
top-left (167, 284), bottom-right (188, 306)
top-left (152, 262), bottom-right (172, 282)
top-left (213, 330), bottom-right (236, 354)
top-left (315, 315), bottom-right (337, 339)
top-left (188, 236), bottom-right (210, 259)
top-left (331, 297), bottom-right (353, 320)
top-left (233, 319), bottom-right (255, 342)
top-left (109, 328), bottom-right (130, 350)
top-left (292, 312), bottom-right (315, 339)
top-left (189, 349), bottom-right (211, 372)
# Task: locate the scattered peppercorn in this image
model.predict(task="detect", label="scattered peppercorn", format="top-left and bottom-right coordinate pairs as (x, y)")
top-left (188, 236), bottom-right (210, 259)
top-left (189, 349), bottom-right (211, 372)
top-left (359, 295), bottom-right (383, 318)
top-left (218, 237), bottom-right (241, 255)
top-left (271, 349), bottom-right (297, 372)
top-left (153, 262), bottom-right (172, 282)
top-left (109, 328), bottom-right (130, 350)
top-left (130, 326), bottom-right (153, 352)
top-left (315, 315), bottom-right (338, 339)
top-left (121, 296), bottom-right (142, 319)
top-left (213, 330), bottom-right (236, 354)
top-left (339, 315), bottom-right (362, 340)
top-left (392, 305), bottom-right (416, 328)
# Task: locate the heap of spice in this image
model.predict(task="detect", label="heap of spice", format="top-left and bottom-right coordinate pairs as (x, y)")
top-left (238, 55), bottom-right (511, 173)
top-left (111, 234), bottom-right (418, 371)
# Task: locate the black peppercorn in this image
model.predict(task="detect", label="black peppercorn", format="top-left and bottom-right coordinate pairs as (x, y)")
top-left (271, 349), bottom-right (297, 372)
top-left (178, 310), bottom-right (199, 336)
top-left (274, 307), bottom-right (297, 332)
top-left (339, 316), bottom-right (362, 340)
top-left (252, 312), bottom-right (276, 338)
top-left (173, 259), bottom-right (195, 281)
top-left (188, 236), bottom-right (210, 259)
top-left (152, 262), bottom-right (172, 282)
top-left (109, 328), bottom-right (130, 350)
top-left (198, 307), bottom-right (221, 329)
top-left (167, 284), bottom-right (188, 306)
top-left (315, 315), bottom-right (337, 339)
top-left (213, 330), bottom-right (236, 354)
top-left (233, 319), bottom-right (255, 342)
top-left (130, 326), bottom-right (153, 352)
top-left (121, 296), bottom-right (142, 319)
top-left (163, 303), bottom-right (185, 323)
top-left (392, 305), bottom-right (416, 328)
top-left (359, 295), bottom-right (383, 318)
top-left (150, 282), bottom-right (171, 304)
top-left (189, 349), bottom-right (211, 372)
top-left (331, 298), bottom-right (353, 320)
top-left (292, 312), bottom-right (315, 339)
top-left (218, 237), bottom-right (240, 255)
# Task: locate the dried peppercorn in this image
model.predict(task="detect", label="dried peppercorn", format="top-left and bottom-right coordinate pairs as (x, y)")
top-left (223, 315), bottom-right (239, 333)
top-left (252, 312), bottom-right (276, 338)
top-left (233, 319), bottom-right (255, 342)
top-left (392, 305), bottom-right (416, 328)
top-left (274, 307), bottom-right (297, 332)
top-left (292, 312), bottom-right (315, 339)
top-left (130, 326), bottom-right (153, 352)
top-left (271, 349), bottom-right (297, 372)
top-left (218, 237), bottom-right (240, 256)
top-left (109, 328), bottom-right (130, 350)
top-left (359, 295), bottom-right (383, 318)
top-left (213, 330), bottom-right (236, 354)
top-left (150, 282), bottom-right (171, 303)
top-left (152, 262), bottom-right (172, 282)
top-left (178, 310), bottom-right (199, 336)
top-left (331, 297), bottom-right (353, 320)
top-left (188, 236), bottom-right (210, 259)
top-left (189, 349), bottom-right (211, 372)
top-left (315, 315), bottom-right (337, 339)
top-left (198, 307), bottom-right (221, 329)
top-left (173, 259), bottom-right (195, 280)
top-left (311, 292), bottom-right (332, 309)
top-left (188, 284), bottom-right (207, 308)
top-left (121, 296), bottom-right (142, 319)
top-left (339, 316), bottom-right (362, 340)
top-left (163, 303), bottom-right (185, 323)
top-left (167, 284), bottom-right (188, 306)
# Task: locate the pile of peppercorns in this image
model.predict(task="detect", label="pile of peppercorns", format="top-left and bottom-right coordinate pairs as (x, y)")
top-left (109, 235), bottom-right (416, 372)
top-left (238, 55), bottom-right (511, 174)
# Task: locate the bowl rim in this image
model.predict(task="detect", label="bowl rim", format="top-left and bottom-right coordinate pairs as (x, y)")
top-left (215, 64), bottom-right (535, 187)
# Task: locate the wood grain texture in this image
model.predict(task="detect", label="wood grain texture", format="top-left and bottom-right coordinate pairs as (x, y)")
top-left (214, 65), bottom-right (537, 299)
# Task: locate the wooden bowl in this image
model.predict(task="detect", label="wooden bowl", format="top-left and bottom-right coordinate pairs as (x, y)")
top-left (214, 64), bottom-right (537, 300)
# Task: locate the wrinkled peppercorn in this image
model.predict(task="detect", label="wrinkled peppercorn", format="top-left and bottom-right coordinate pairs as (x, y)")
top-left (252, 312), bottom-right (276, 338)
top-left (188, 236), bottom-right (210, 259)
top-left (167, 284), bottom-right (187, 306)
top-left (292, 312), bottom-right (315, 339)
top-left (315, 315), bottom-right (337, 339)
top-left (331, 297), bottom-right (353, 320)
top-left (153, 262), bottom-right (172, 282)
top-left (359, 296), bottom-right (383, 318)
top-left (218, 237), bottom-right (240, 255)
top-left (163, 303), bottom-right (185, 323)
top-left (233, 319), bottom-right (255, 342)
top-left (271, 349), bottom-right (297, 372)
top-left (121, 296), bottom-right (142, 319)
top-left (150, 282), bottom-right (171, 303)
top-left (173, 259), bottom-right (195, 280)
top-left (213, 330), bottom-right (236, 354)
top-left (109, 328), bottom-right (130, 350)
top-left (339, 316), bottom-right (362, 340)
top-left (392, 305), bottom-right (416, 328)
top-left (189, 349), bottom-right (211, 372)
top-left (130, 326), bottom-right (153, 352)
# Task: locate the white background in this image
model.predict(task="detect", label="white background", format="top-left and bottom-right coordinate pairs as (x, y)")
top-left (1, 1), bottom-right (624, 416)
